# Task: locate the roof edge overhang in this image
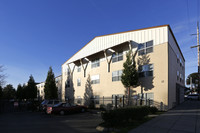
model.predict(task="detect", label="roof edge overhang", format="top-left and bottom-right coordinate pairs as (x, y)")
top-left (62, 24), bottom-right (184, 66)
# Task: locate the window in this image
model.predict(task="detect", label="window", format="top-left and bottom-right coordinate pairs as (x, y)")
top-left (94, 95), bottom-right (100, 104)
top-left (138, 41), bottom-right (153, 56)
top-left (77, 65), bottom-right (81, 72)
top-left (180, 73), bottom-right (183, 82)
top-left (91, 59), bottom-right (100, 68)
top-left (177, 54), bottom-right (179, 63)
top-left (138, 64), bottom-right (153, 77)
top-left (66, 80), bottom-right (70, 88)
top-left (112, 51), bottom-right (123, 63)
top-left (180, 58), bottom-right (182, 67)
top-left (112, 70), bottom-right (123, 81)
top-left (77, 78), bottom-right (81, 86)
top-left (177, 71), bottom-right (179, 80)
top-left (91, 75), bottom-right (100, 84)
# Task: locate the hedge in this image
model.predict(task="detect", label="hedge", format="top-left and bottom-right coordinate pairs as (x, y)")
top-left (101, 106), bottom-right (157, 127)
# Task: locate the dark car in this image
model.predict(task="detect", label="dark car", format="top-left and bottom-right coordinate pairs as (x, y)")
top-left (40, 100), bottom-right (60, 111)
top-left (46, 102), bottom-right (87, 115)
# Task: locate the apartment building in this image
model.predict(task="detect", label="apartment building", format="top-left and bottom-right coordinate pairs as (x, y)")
top-left (61, 25), bottom-right (185, 110)
top-left (36, 75), bottom-right (62, 100)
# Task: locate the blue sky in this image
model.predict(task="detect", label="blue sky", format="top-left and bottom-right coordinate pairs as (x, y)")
top-left (0, 0), bottom-right (199, 88)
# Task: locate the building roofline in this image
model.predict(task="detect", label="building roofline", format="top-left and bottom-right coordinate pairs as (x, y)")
top-left (62, 24), bottom-right (184, 65)
top-left (168, 25), bottom-right (185, 61)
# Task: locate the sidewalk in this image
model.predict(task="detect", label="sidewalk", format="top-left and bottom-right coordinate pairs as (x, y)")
top-left (129, 100), bottom-right (200, 133)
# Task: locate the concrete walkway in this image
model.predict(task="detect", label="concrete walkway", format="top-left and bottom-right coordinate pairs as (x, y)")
top-left (129, 100), bottom-right (200, 133)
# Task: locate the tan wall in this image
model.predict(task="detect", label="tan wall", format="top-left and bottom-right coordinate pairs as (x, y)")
top-left (133, 42), bottom-right (169, 109)
top-left (62, 42), bottom-right (172, 109)
top-left (168, 43), bottom-right (185, 109)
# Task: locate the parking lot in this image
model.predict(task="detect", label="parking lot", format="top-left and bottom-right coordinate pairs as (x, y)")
top-left (0, 111), bottom-right (102, 133)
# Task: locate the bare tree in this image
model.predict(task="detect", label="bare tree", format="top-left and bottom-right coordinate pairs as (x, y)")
top-left (0, 65), bottom-right (6, 86)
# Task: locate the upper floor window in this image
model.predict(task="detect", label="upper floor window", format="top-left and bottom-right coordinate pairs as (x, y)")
top-left (177, 54), bottom-right (179, 63)
top-left (66, 80), bottom-right (70, 88)
top-left (91, 75), bottom-right (100, 84)
top-left (112, 52), bottom-right (123, 63)
top-left (177, 71), bottom-right (179, 80)
top-left (77, 65), bottom-right (81, 72)
top-left (77, 78), bottom-right (81, 86)
top-left (138, 64), bottom-right (153, 77)
top-left (91, 59), bottom-right (100, 68)
top-left (138, 41), bottom-right (153, 56)
top-left (112, 70), bottom-right (123, 81)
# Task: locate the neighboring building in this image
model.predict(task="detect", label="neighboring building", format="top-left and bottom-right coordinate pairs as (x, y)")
top-left (36, 82), bottom-right (45, 100)
top-left (61, 25), bottom-right (185, 110)
top-left (55, 75), bottom-right (62, 100)
top-left (36, 75), bottom-right (62, 101)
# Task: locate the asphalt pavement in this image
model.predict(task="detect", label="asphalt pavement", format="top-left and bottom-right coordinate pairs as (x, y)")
top-left (0, 111), bottom-right (102, 133)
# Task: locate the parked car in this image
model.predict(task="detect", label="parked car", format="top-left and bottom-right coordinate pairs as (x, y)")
top-left (40, 100), bottom-right (60, 111)
top-left (46, 102), bottom-right (87, 115)
top-left (187, 94), bottom-right (199, 100)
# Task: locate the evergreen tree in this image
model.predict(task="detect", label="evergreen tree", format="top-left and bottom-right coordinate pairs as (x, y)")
top-left (27, 75), bottom-right (37, 100)
top-left (121, 50), bottom-right (139, 105)
top-left (0, 85), bottom-right (2, 99)
top-left (22, 84), bottom-right (27, 100)
top-left (16, 84), bottom-right (23, 100)
top-left (3, 84), bottom-right (16, 100)
top-left (44, 67), bottom-right (58, 99)
top-left (84, 75), bottom-right (94, 108)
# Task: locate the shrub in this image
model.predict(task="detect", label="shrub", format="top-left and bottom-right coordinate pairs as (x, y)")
top-left (149, 106), bottom-right (158, 114)
top-left (101, 106), bottom-right (150, 127)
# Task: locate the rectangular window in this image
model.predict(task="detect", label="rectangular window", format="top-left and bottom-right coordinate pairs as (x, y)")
top-left (77, 78), bottom-right (81, 86)
top-left (112, 51), bottom-right (123, 63)
top-left (66, 80), bottom-right (70, 88)
top-left (112, 70), bottom-right (123, 81)
top-left (177, 54), bottom-right (179, 63)
top-left (180, 58), bottom-right (182, 67)
top-left (138, 41), bottom-right (153, 56)
top-left (91, 75), bottom-right (100, 84)
top-left (180, 73), bottom-right (183, 82)
top-left (138, 64), bottom-right (153, 77)
top-left (94, 95), bottom-right (100, 104)
top-left (91, 59), bottom-right (100, 68)
top-left (177, 71), bottom-right (179, 80)
top-left (77, 65), bottom-right (81, 72)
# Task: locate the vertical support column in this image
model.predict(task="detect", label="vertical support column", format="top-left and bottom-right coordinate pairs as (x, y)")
top-left (104, 49), bottom-right (114, 72)
top-left (80, 58), bottom-right (89, 77)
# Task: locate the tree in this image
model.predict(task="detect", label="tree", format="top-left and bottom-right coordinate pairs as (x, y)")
top-left (186, 73), bottom-right (200, 92)
top-left (84, 75), bottom-right (94, 108)
top-left (0, 65), bottom-right (6, 86)
top-left (0, 85), bottom-right (3, 99)
top-left (44, 67), bottom-right (58, 99)
top-left (26, 75), bottom-right (37, 100)
top-left (16, 84), bottom-right (23, 100)
top-left (121, 50), bottom-right (139, 105)
top-left (3, 84), bottom-right (16, 100)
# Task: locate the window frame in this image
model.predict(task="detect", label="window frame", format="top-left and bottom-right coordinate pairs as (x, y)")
top-left (77, 78), bottom-right (81, 86)
top-left (91, 59), bottom-right (100, 68)
top-left (112, 51), bottom-right (123, 63)
top-left (138, 41), bottom-right (153, 56)
top-left (138, 64), bottom-right (153, 77)
top-left (112, 70), bottom-right (123, 82)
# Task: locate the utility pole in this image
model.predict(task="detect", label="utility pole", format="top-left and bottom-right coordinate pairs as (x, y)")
top-left (190, 76), bottom-right (192, 91)
top-left (191, 21), bottom-right (200, 94)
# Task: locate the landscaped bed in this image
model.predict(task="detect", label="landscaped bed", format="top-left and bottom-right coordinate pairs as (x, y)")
top-left (98, 106), bottom-right (164, 133)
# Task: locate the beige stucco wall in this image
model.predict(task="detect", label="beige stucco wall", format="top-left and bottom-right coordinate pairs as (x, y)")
top-left (62, 42), bottom-right (173, 109)
top-left (133, 42), bottom-right (169, 109)
top-left (168, 43), bottom-right (185, 109)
